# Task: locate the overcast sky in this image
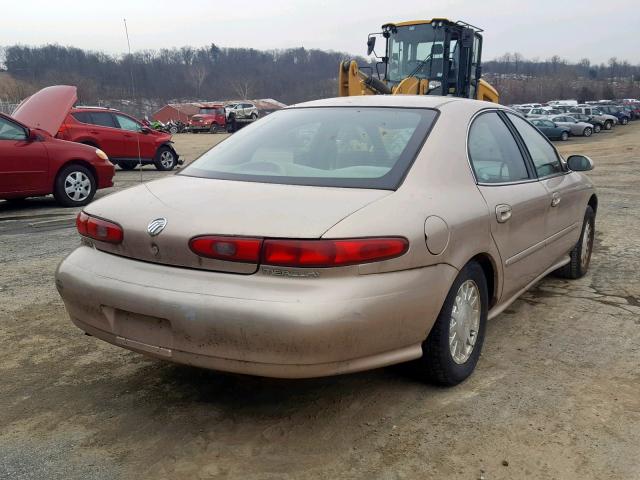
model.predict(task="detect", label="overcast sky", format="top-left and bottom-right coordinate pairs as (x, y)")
top-left (2, 0), bottom-right (639, 64)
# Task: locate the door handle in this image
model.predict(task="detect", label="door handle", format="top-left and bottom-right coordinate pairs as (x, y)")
top-left (551, 192), bottom-right (561, 207)
top-left (90, 130), bottom-right (100, 134)
top-left (495, 204), bottom-right (512, 223)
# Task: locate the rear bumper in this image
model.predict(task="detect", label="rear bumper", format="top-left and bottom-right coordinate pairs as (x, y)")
top-left (55, 246), bottom-right (456, 378)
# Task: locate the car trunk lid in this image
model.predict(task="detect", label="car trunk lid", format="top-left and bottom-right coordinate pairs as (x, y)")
top-left (12, 85), bottom-right (77, 136)
top-left (84, 175), bottom-right (391, 274)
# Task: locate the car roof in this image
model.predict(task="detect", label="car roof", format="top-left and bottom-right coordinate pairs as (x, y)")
top-left (287, 95), bottom-right (500, 113)
top-left (72, 106), bottom-right (120, 112)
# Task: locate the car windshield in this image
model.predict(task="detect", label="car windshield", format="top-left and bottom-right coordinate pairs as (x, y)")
top-left (181, 107), bottom-right (438, 189)
top-left (387, 24), bottom-right (455, 84)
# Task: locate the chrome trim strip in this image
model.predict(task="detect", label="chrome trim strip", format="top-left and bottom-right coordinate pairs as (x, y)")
top-left (505, 223), bottom-right (578, 266)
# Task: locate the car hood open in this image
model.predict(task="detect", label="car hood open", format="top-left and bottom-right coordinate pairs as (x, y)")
top-left (12, 85), bottom-right (77, 136)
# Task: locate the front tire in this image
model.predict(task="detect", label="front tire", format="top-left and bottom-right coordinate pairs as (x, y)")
top-left (250, 112), bottom-right (258, 120)
top-left (416, 261), bottom-right (488, 386)
top-left (555, 206), bottom-right (595, 279)
top-left (209, 124), bottom-right (220, 134)
top-left (604, 120), bottom-right (613, 130)
top-left (621, 117), bottom-right (629, 125)
top-left (560, 131), bottom-right (569, 141)
top-left (583, 127), bottom-right (592, 137)
top-left (53, 164), bottom-right (96, 207)
top-left (154, 146), bottom-right (178, 171)
top-left (594, 124), bottom-right (601, 133)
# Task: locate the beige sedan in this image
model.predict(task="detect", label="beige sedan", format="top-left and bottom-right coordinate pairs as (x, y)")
top-left (55, 96), bottom-right (597, 385)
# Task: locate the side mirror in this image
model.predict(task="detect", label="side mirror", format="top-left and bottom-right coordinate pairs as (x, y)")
top-left (367, 36), bottom-right (376, 56)
top-left (141, 126), bottom-right (151, 134)
top-left (567, 155), bottom-right (594, 172)
top-left (27, 129), bottom-right (38, 141)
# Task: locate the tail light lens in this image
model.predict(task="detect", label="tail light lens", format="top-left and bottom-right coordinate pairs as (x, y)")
top-left (189, 236), bottom-right (263, 263)
top-left (262, 238), bottom-right (408, 267)
top-left (76, 212), bottom-right (123, 244)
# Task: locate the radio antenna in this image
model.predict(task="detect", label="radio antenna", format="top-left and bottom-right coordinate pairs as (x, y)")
top-left (123, 18), bottom-right (143, 182)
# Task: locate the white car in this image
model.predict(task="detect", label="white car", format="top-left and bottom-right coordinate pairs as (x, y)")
top-left (225, 103), bottom-right (259, 121)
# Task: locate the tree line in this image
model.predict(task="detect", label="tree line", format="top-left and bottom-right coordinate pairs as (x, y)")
top-left (1, 44), bottom-right (639, 108)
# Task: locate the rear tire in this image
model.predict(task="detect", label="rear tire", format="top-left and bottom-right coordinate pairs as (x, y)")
top-left (416, 261), bottom-right (488, 386)
top-left (594, 124), bottom-right (601, 133)
top-left (53, 164), bottom-right (96, 207)
top-left (604, 120), bottom-right (613, 130)
top-left (118, 161), bottom-right (138, 171)
top-left (555, 206), bottom-right (595, 279)
top-left (583, 127), bottom-right (592, 137)
top-left (561, 131), bottom-right (569, 141)
top-left (154, 146), bottom-right (178, 171)
top-left (251, 112), bottom-right (258, 120)
top-left (621, 117), bottom-right (629, 125)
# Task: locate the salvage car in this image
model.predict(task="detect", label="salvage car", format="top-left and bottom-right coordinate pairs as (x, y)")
top-left (529, 118), bottom-right (571, 141)
top-left (569, 106), bottom-right (617, 130)
top-left (1, 87), bottom-right (114, 207)
top-left (56, 96), bottom-right (597, 386)
top-left (58, 102), bottom-right (181, 171)
top-left (568, 113), bottom-right (604, 133)
top-left (548, 115), bottom-right (594, 137)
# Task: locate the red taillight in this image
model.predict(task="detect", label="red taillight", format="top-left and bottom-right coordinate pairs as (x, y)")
top-left (262, 238), bottom-right (408, 267)
top-left (189, 236), bottom-right (263, 263)
top-left (76, 211), bottom-right (123, 244)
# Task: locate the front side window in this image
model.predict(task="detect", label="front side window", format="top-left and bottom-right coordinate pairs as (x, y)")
top-left (181, 107), bottom-right (438, 189)
top-left (0, 117), bottom-right (27, 140)
top-left (115, 114), bottom-right (142, 132)
top-left (507, 113), bottom-right (564, 178)
top-left (468, 112), bottom-right (530, 184)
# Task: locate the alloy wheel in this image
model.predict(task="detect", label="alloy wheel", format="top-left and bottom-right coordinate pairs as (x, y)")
top-left (64, 171), bottom-right (91, 202)
top-left (160, 151), bottom-right (175, 169)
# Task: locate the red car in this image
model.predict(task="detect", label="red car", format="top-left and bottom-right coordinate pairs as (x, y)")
top-left (58, 106), bottom-right (180, 171)
top-left (188, 103), bottom-right (226, 133)
top-left (0, 86), bottom-right (114, 207)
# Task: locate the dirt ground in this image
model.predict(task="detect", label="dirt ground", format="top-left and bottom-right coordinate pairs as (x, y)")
top-left (1, 126), bottom-right (639, 480)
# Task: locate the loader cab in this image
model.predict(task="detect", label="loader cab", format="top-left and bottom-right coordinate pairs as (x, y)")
top-left (378, 19), bottom-right (483, 99)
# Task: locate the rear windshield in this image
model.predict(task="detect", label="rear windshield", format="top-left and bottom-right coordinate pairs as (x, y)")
top-left (181, 107), bottom-right (438, 189)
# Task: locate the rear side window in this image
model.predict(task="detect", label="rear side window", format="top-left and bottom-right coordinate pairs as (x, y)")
top-left (72, 112), bottom-right (93, 124)
top-left (90, 112), bottom-right (117, 128)
top-left (468, 112), bottom-right (530, 184)
top-left (507, 113), bottom-right (564, 178)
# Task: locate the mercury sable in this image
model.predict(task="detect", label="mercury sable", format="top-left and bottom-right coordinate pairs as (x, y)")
top-left (55, 96), bottom-right (597, 385)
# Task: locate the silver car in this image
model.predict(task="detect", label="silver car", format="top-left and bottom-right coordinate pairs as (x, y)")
top-left (548, 115), bottom-right (595, 137)
top-left (569, 106), bottom-right (617, 130)
top-left (56, 96), bottom-right (597, 386)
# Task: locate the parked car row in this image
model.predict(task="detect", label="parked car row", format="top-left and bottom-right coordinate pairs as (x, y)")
top-left (508, 98), bottom-right (639, 142)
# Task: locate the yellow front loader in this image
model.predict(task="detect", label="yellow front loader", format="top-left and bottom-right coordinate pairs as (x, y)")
top-left (338, 19), bottom-right (499, 103)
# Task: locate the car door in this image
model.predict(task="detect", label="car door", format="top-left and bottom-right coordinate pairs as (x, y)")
top-left (113, 113), bottom-right (147, 159)
top-left (86, 111), bottom-right (126, 158)
top-left (507, 113), bottom-right (584, 260)
top-left (468, 111), bottom-right (551, 300)
top-left (0, 116), bottom-right (49, 195)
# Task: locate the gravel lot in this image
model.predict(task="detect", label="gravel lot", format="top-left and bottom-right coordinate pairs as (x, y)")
top-left (1, 126), bottom-right (639, 479)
